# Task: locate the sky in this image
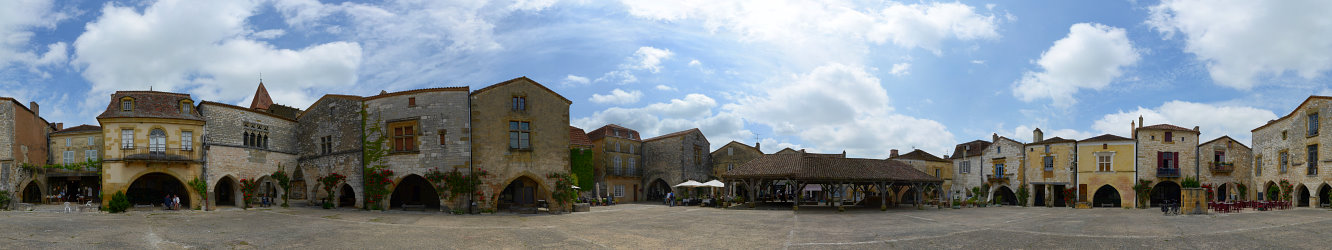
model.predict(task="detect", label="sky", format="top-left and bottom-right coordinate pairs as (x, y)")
top-left (3, 0), bottom-right (1331, 159)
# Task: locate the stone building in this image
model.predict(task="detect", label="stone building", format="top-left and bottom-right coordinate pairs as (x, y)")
top-left (587, 124), bottom-right (643, 202)
top-left (1251, 96), bottom-right (1332, 207)
top-left (45, 125), bottom-right (103, 203)
top-left (712, 141), bottom-right (762, 180)
top-left (363, 87), bottom-right (471, 210)
top-left (982, 134), bottom-right (1024, 205)
top-left (295, 94), bottom-right (365, 208)
top-left (2, 98), bottom-right (55, 205)
top-left (1022, 128), bottom-right (1076, 207)
top-left (198, 83), bottom-right (300, 209)
top-left (642, 128), bottom-right (711, 200)
top-left (1134, 117), bottom-right (1200, 207)
top-left (887, 149), bottom-right (951, 199)
top-left (470, 77), bottom-right (571, 212)
top-left (1197, 136), bottom-right (1252, 202)
top-left (97, 91), bottom-right (204, 208)
top-left (949, 140), bottom-right (991, 199)
top-left (1077, 134), bottom-right (1136, 208)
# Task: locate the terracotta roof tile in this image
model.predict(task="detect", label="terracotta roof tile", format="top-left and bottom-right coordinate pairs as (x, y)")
top-left (888, 149), bottom-right (949, 162)
top-left (643, 128), bottom-right (701, 142)
top-left (588, 124), bottom-right (641, 142)
top-left (97, 91), bottom-right (203, 121)
top-left (52, 124), bottom-right (100, 134)
top-left (724, 152), bottom-right (941, 182)
top-left (948, 140), bottom-right (991, 159)
top-left (250, 82), bottom-right (274, 110)
top-left (569, 126), bottom-right (593, 146)
top-left (1080, 134), bottom-right (1132, 142)
top-left (1027, 137), bottom-right (1076, 145)
top-left (1138, 124), bottom-right (1197, 132)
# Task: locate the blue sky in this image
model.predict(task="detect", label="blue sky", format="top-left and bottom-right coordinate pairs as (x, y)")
top-left (3, 0), bottom-right (1331, 158)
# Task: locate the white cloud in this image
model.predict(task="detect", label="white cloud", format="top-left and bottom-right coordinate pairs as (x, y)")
top-left (655, 84), bottom-right (676, 91)
top-left (629, 46), bottom-right (673, 73)
top-left (563, 74), bottom-right (590, 86)
top-left (251, 29), bottom-right (286, 39)
top-left (574, 93), bottom-right (753, 150)
top-left (1091, 101), bottom-right (1278, 143)
top-left (589, 88), bottom-right (643, 104)
top-left (0, 0), bottom-right (70, 72)
top-left (1004, 125), bottom-right (1096, 142)
top-left (890, 63), bottom-right (911, 76)
top-left (970, 60), bottom-right (985, 64)
top-left (727, 63), bottom-right (954, 157)
top-left (1012, 23), bottom-right (1139, 107)
top-left (594, 70), bottom-right (637, 84)
top-left (688, 59), bottom-right (701, 67)
top-left (1148, 0), bottom-right (1332, 89)
top-left (73, 0), bottom-right (362, 110)
top-left (620, 0), bottom-right (999, 65)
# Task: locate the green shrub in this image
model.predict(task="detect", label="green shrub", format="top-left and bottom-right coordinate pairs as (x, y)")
top-left (0, 190), bottom-right (11, 210)
top-left (108, 191), bottom-right (131, 213)
top-left (1181, 177), bottom-right (1201, 188)
top-left (1016, 185), bottom-right (1030, 207)
top-left (322, 201), bottom-right (333, 209)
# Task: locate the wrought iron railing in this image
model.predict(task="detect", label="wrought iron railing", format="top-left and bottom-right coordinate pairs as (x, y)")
top-left (1210, 162), bottom-right (1234, 173)
top-left (1157, 168), bottom-right (1180, 177)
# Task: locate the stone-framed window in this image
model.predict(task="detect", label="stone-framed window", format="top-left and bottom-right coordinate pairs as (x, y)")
top-left (1043, 156), bottom-right (1054, 172)
top-left (121, 129), bottom-right (134, 149)
top-left (65, 138), bottom-right (70, 147)
top-left (728, 147), bottom-right (733, 155)
top-left (320, 136), bottom-right (333, 155)
top-left (1255, 155), bottom-right (1262, 176)
top-left (627, 158), bottom-right (635, 175)
top-left (64, 151), bottom-right (74, 164)
top-left (389, 120), bottom-right (419, 153)
top-left (1283, 130), bottom-right (1288, 140)
top-left (994, 163), bottom-right (1005, 177)
top-left (694, 146), bottom-right (702, 165)
top-left (727, 163), bottom-right (733, 171)
top-left (1096, 152), bottom-right (1114, 172)
top-left (614, 185), bottom-right (625, 197)
top-left (511, 96), bottom-right (526, 111)
top-left (997, 146), bottom-right (1002, 154)
top-left (149, 129), bottom-right (167, 154)
top-left (408, 97), bottom-right (416, 107)
top-left (181, 131), bottom-right (193, 151)
top-left (935, 169), bottom-right (941, 177)
top-left (1279, 150), bottom-right (1289, 173)
top-left (616, 142), bottom-right (621, 152)
top-left (960, 161), bottom-right (970, 174)
top-left (1308, 144), bottom-right (1318, 176)
top-left (1164, 132), bottom-right (1174, 142)
top-left (1158, 152), bottom-right (1178, 169)
top-left (509, 121), bottom-right (531, 150)
top-left (180, 99), bottom-right (193, 114)
top-left (613, 155), bottom-right (621, 175)
top-left (1214, 150), bottom-right (1225, 163)
top-left (438, 129), bottom-right (447, 146)
top-left (87, 136), bottom-right (94, 145)
top-left (85, 149), bottom-right (97, 161)
top-left (1310, 113), bottom-right (1320, 136)
top-left (244, 122), bottom-right (270, 149)
top-left (1044, 145), bottom-right (1050, 153)
top-left (120, 97), bottom-right (134, 111)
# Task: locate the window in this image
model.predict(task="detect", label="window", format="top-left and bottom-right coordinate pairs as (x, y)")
top-left (243, 122), bottom-right (270, 149)
top-left (1097, 153), bottom-right (1113, 172)
top-left (614, 156), bottom-right (621, 175)
top-left (728, 147), bottom-right (733, 156)
top-left (149, 129), bottom-right (166, 154)
top-left (320, 136), bottom-right (333, 155)
top-left (509, 121), bottom-right (531, 150)
top-left (1159, 152), bottom-right (1176, 169)
top-left (1283, 130), bottom-right (1288, 140)
top-left (1309, 144), bottom-right (1318, 176)
top-left (439, 130), bottom-right (447, 145)
top-left (63, 151), bottom-right (74, 164)
top-left (694, 146), bottom-right (702, 165)
top-left (408, 97), bottom-right (416, 107)
top-left (1280, 151), bottom-right (1289, 173)
top-left (1255, 156), bottom-right (1262, 176)
top-left (960, 161), bottom-right (970, 174)
top-left (65, 138), bottom-right (71, 147)
top-left (616, 142), bottom-right (621, 152)
top-left (511, 96), bottom-right (526, 111)
top-left (627, 159), bottom-right (635, 175)
top-left (935, 169), bottom-right (941, 177)
top-left (181, 131), bottom-right (193, 151)
top-left (1164, 132), bottom-right (1174, 142)
top-left (614, 185), bottom-right (625, 197)
top-left (121, 99), bottom-right (133, 111)
top-left (994, 163), bottom-right (1005, 177)
top-left (1214, 151), bottom-right (1225, 163)
top-left (1044, 145), bottom-right (1050, 153)
top-left (1043, 156), bottom-right (1054, 171)
top-left (390, 120), bottom-right (418, 152)
top-left (997, 146), bottom-right (1001, 154)
top-left (121, 129), bottom-right (134, 149)
top-left (630, 144), bottom-right (635, 154)
top-left (181, 103), bottom-right (191, 114)
top-left (88, 136), bottom-right (94, 145)
top-left (1310, 113), bottom-right (1320, 136)
top-left (727, 163), bottom-right (733, 171)
top-left (85, 149), bottom-right (97, 161)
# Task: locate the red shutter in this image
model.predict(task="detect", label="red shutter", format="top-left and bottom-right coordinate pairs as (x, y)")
top-left (1157, 152), bottom-right (1164, 168)
top-left (1173, 152), bottom-right (1180, 168)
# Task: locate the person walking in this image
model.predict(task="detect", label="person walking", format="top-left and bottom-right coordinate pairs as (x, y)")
top-left (173, 195), bottom-right (181, 210)
top-left (164, 194), bottom-right (173, 210)
top-left (667, 192), bottom-right (675, 207)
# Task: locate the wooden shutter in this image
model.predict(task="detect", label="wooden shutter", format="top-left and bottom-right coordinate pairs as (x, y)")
top-left (1157, 152), bottom-right (1164, 168)
top-left (1079, 184), bottom-right (1088, 202)
top-left (1173, 152), bottom-right (1179, 168)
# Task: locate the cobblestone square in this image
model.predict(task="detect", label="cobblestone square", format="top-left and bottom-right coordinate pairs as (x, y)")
top-left (3, 204), bottom-right (1331, 249)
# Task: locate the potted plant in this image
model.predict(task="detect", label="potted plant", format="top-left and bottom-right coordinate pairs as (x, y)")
top-left (952, 198), bottom-right (961, 209)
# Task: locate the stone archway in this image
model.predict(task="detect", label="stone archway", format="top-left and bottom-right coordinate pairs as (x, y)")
top-left (993, 186), bottom-right (1016, 205)
top-left (1150, 181), bottom-right (1181, 207)
top-left (1265, 181), bottom-right (1278, 201)
top-left (390, 174), bottom-right (440, 209)
top-left (1319, 184), bottom-right (1332, 207)
top-left (1297, 185), bottom-right (1311, 207)
top-left (21, 181), bottom-right (43, 204)
top-left (128, 173), bottom-right (189, 208)
top-left (1093, 185), bottom-right (1122, 208)
top-left (338, 184), bottom-right (356, 208)
top-left (647, 178), bottom-right (671, 202)
top-left (1217, 183), bottom-right (1229, 201)
top-left (500, 175), bottom-right (548, 210)
top-left (290, 167), bottom-right (307, 200)
top-left (214, 176), bottom-right (239, 207)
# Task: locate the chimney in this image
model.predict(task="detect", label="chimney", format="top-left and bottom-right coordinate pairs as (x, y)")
top-left (29, 102), bottom-right (38, 116)
top-left (1033, 128), bottom-right (1044, 143)
top-left (1138, 115), bottom-right (1144, 128)
top-left (755, 142), bottom-right (760, 151)
top-left (841, 150), bottom-right (846, 158)
top-left (1193, 126), bottom-right (1200, 132)
top-left (1131, 120), bottom-right (1136, 139)
top-left (890, 149), bottom-right (900, 158)
top-left (992, 133), bottom-right (999, 142)
top-left (55, 123), bottom-right (63, 130)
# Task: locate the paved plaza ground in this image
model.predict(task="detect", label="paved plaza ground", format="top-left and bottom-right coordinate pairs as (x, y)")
top-left (2, 203), bottom-right (1331, 249)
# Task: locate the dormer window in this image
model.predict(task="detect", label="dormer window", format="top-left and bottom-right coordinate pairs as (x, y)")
top-left (180, 99), bottom-right (193, 114)
top-left (120, 97), bottom-right (135, 111)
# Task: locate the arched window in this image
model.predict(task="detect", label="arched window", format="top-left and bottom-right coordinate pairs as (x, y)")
top-left (149, 129), bottom-right (167, 154)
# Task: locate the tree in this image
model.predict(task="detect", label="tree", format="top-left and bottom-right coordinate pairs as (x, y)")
top-left (272, 164), bottom-right (292, 207)
top-left (1016, 185), bottom-right (1029, 207)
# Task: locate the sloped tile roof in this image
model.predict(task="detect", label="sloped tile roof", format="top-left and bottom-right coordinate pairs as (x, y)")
top-left (1027, 137), bottom-right (1076, 145)
top-left (569, 126), bottom-right (593, 146)
top-left (724, 151), bottom-right (941, 182)
top-left (1080, 134), bottom-right (1132, 142)
top-left (1139, 124), bottom-right (1197, 132)
top-left (97, 91), bottom-right (203, 121)
top-left (889, 149), bottom-right (949, 162)
top-left (588, 124), bottom-right (641, 142)
top-left (643, 128), bottom-right (701, 142)
top-left (948, 140), bottom-right (991, 159)
top-left (52, 124), bottom-right (100, 134)
top-left (250, 82), bottom-right (274, 110)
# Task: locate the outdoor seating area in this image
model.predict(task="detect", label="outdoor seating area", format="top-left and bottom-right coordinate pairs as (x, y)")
top-left (1208, 200), bottom-right (1294, 213)
top-left (722, 151), bottom-right (943, 212)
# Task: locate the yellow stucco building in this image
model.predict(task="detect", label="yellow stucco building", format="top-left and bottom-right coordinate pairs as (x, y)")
top-left (98, 91), bottom-right (204, 209)
top-left (1076, 134), bottom-right (1137, 208)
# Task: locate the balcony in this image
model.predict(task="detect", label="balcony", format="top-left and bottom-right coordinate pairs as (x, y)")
top-left (1210, 162), bottom-right (1234, 173)
top-left (987, 173), bottom-right (1009, 182)
top-left (45, 164), bottom-right (101, 177)
top-left (117, 147), bottom-right (199, 163)
top-left (1157, 168), bottom-right (1180, 178)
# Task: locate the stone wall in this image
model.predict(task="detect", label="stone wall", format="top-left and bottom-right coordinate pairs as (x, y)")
top-left (1136, 128), bottom-right (1199, 187)
top-left (1252, 97), bottom-right (1332, 206)
top-left (982, 136), bottom-right (1024, 201)
top-left (592, 136), bottom-right (642, 199)
top-left (50, 131), bottom-right (102, 165)
top-left (952, 156), bottom-right (983, 198)
top-left (710, 142), bottom-right (762, 180)
top-left (1, 103), bottom-right (14, 192)
top-left (364, 89), bottom-right (471, 209)
top-left (295, 96), bottom-right (364, 208)
top-left (200, 103), bottom-right (301, 208)
top-left (200, 103), bottom-right (299, 154)
top-left (642, 130), bottom-right (711, 195)
top-left (1023, 142), bottom-right (1076, 205)
top-left (1197, 137), bottom-right (1252, 201)
top-left (1076, 141), bottom-right (1136, 208)
top-left (470, 78), bottom-right (571, 210)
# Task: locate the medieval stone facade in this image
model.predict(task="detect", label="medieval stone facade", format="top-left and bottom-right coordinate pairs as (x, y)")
top-left (199, 101), bottom-right (299, 209)
top-left (97, 91), bottom-right (205, 208)
top-left (1134, 120), bottom-right (1200, 207)
top-left (1022, 128), bottom-right (1076, 207)
top-left (587, 124), bottom-right (643, 202)
top-left (949, 140), bottom-right (990, 198)
top-left (363, 87), bottom-right (471, 210)
top-left (1198, 136), bottom-right (1253, 201)
top-left (1, 98), bottom-right (54, 206)
top-left (469, 77), bottom-right (571, 211)
top-left (982, 134), bottom-right (1024, 205)
top-left (295, 95), bottom-right (365, 208)
top-left (642, 128), bottom-right (710, 199)
top-left (1252, 96), bottom-right (1332, 207)
top-left (711, 141), bottom-right (762, 180)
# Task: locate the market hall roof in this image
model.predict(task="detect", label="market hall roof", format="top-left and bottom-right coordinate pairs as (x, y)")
top-left (888, 149), bottom-right (949, 162)
top-left (97, 91), bottom-right (203, 121)
top-left (724, 151), bottom-right (941, 183)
